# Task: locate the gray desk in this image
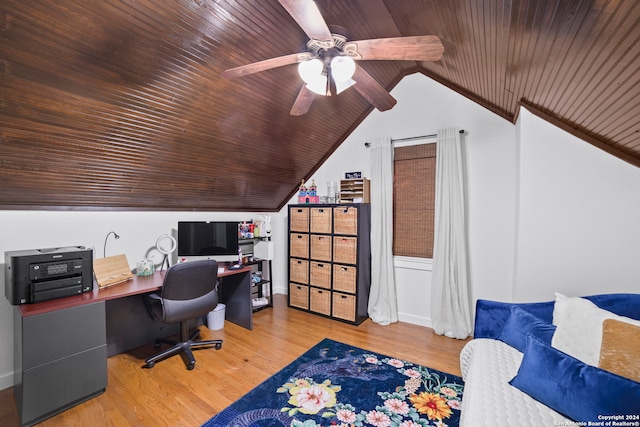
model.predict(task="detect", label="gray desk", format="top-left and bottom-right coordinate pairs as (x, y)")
top-left (13, 266), bottom-right (252, 426)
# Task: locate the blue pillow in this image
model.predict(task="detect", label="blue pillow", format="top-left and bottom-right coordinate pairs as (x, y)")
top-left (509, 334), bottom-right (640, 422)
top-left (497, 306), bottom-right (556, 352)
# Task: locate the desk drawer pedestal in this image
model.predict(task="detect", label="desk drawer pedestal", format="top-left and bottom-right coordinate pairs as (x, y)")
top-left (14, 302), bottom-right (107, 426)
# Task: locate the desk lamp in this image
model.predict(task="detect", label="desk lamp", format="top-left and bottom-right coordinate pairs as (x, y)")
top-left (103, 231), bottom-right (120, 257)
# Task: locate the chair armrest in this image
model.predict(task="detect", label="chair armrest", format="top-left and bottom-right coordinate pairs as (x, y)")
top-left (143, 292), bottom-right (162, 320)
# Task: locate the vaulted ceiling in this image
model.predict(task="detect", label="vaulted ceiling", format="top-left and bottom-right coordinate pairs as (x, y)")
top-left (1, 0), bottom-right (640, 211)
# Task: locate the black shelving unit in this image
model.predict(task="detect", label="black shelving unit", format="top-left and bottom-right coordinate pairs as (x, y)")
top-left (287, 203), bottom-right (371, 325)
top-left (245, 258), bottom-right (273, 312)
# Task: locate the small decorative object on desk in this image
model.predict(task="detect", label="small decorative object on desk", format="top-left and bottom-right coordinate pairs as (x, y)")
top-left (136, 259), bottom-right (155, 276)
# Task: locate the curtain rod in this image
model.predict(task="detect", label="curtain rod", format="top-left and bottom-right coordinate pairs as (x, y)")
top-left (364, 129), bottom-right (465, 147)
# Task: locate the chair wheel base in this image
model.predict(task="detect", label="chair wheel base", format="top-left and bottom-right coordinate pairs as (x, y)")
top-left (142, 335), bottom-right (223, 370)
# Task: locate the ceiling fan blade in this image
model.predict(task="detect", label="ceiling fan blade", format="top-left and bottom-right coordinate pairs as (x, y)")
top-left (222, 53), bottom-right (311, 79)
top-left (344, 35), bottom-right (444, 61)
top-left (290, 85), bottom-right (315, 116)
top-left (352, 65), bottom-right (397, 112)
top-left (278, 0), bottom-right (334, 47)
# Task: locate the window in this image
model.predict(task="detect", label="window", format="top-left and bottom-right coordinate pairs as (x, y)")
top-left (393, 142), bottom-right (436, 259)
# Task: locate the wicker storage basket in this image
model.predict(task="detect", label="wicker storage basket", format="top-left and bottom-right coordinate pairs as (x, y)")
top-left (289, 284), bottom-right (309, 309)
top-left (290, 258), bottom-right (309, 284)
top-left (290, 207), bottom-right (309, 232)
top-left (333, 206), bottom-right (358, 235)
top-left (332, 264), bottom-right (356, 293)
top-left (310, 261), bottom-right (331, 289)
top-left (310, 288), bottom-right (331, 315)
top-left (310, 235), bottom-right (332, 261)
top-left (310, 207), bottom-right (332, 234)
top-left (333, 236), bottom-right (357, 265)
top-left (290, 233), bottom-right (309, 258)
top-left (332, 292), bottom-right (356, 322)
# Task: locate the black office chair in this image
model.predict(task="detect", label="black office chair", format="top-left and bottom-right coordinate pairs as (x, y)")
top-left (143, 259), bottom-right (223, 370)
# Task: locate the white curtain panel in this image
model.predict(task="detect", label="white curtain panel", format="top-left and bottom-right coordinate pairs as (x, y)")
top-left (431, 128), bottom-right (472, 339)
top-left (367, 137), bottom-right (398, 325)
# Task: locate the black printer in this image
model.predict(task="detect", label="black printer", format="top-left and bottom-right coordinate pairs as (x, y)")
top-left (5, 246), bottom-right (93, 305)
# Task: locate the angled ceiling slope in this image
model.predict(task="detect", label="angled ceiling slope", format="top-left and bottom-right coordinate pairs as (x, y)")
top-left (1, 0), bottom-right (639, 212)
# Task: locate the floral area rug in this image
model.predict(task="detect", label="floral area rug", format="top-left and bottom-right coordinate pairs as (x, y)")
top-left (201, 338), bottom-right (464, 427)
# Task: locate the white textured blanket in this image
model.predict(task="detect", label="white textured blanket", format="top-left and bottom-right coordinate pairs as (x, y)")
top-left (459, 338), bottom-right (572, 427)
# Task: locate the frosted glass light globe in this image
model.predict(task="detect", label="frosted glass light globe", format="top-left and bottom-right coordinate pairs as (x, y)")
top-left (305, 74), bottom-right (328, 95)
top-left (331, 56), bottom-right (356, 83)
top-left (298, 58), bottom-right (324, 84)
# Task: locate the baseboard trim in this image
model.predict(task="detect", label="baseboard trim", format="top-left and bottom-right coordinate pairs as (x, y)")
top-left (275, 291), bottom-right (432, 329)
top-left (0, 371), bottom-right (14, 391)
top-left (398, 312), bottom-right (432, 328)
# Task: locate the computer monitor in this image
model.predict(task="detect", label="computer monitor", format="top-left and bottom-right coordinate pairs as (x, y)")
top-left (177, 221), bottom-right (239, 263)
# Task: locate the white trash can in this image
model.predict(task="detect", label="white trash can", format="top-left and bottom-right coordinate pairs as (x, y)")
top-left (207, 303), bottom-right (226, 330)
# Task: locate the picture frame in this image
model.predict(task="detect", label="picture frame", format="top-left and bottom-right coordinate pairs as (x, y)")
top-left (345, 171), bottom-right (362, 179)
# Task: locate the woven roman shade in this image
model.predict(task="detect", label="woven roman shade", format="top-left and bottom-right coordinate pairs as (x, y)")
top-left (393, 144), bottom-right (436, 258)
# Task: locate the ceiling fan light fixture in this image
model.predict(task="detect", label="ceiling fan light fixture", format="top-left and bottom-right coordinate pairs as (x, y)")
top-left (223, 1), bottom-right (444, 116)
top-left (298, 58), bottom-right (324, 84)
top-left (331, 56), bottom-right (356, 83)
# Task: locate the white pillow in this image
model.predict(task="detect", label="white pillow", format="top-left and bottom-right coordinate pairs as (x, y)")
top-left (552, 292), bottom-right (571, 326)
top-left (551, 296), bottom-right (640, 366)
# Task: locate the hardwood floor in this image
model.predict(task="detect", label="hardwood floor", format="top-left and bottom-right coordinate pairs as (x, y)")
top-left (0, 295), bottom-right (469, 427)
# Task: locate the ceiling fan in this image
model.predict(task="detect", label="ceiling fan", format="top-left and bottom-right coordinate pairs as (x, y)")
top-left (221, 0), bottom-right (444, 116)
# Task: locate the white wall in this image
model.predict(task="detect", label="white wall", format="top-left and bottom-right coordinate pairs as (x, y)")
top-left (513, 109), bottom-right (640, 301)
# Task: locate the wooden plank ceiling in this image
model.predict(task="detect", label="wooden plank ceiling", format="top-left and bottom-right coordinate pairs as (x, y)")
top-left (1, 0), bottom-right (639, 211)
